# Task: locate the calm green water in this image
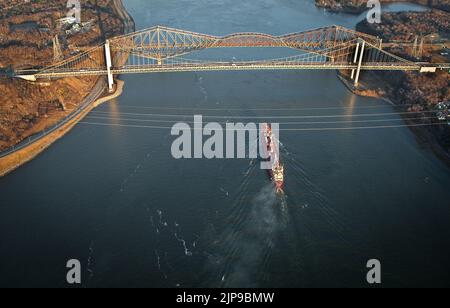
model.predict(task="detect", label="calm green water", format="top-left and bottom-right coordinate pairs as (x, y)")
top-left (1, 1), bottom-right (449, 288)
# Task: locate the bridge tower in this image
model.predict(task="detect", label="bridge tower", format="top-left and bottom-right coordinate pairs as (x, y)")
top-left (350, 40), bottom-right (365, 86)
top-left (156, 26), bottom-right (162, 65)
top-left (105, 40), bottom-right (114, 92)
top-left (354, 40), bottom-right (366, 86)
top-left (412, 36), bottom-right (419, 59)
top-left (418, 37), bottom-right (424, 59)
top-left (350, 42), bottom-right (360, 80)
top-left (53, 35), bottom-right (63, 62)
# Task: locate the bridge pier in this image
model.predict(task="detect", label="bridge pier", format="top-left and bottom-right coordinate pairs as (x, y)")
top-left (354, 41), bottom-right (365, 86)
top-left (350, 42), bottom-right (360, 80)
top-left (105, 40), bottom-right (114, 92)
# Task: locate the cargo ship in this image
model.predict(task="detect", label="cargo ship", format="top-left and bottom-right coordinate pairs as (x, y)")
top-left (262, 123), bottom-right (284, 193)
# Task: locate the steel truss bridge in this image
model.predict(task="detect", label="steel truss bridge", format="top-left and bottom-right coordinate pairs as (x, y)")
top-left (15, 25), bottom-right (450, 91)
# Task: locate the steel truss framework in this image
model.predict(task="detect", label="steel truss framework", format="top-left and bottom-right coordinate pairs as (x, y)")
top-left (14, 25), bottom-right (449, 80)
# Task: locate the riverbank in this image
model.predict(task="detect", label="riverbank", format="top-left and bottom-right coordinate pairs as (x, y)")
top-left (0, 79), bottom-right (125, 177)
top-left (112, 0), bottom-right (135, 33)
top-left (339, 69), bottom-right (450, 168)
top-left (0, 0), bottom-right (127, 151)
top-left (0, 0), bottom-right (135, 176)
top-left (350, 8), bottom-right (450, 167)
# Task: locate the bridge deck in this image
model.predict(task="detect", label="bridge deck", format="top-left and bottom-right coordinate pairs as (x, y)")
top-left (11, 24), bottom-right (450, 80)
top-left (26, 62), bottom-right (424, 79)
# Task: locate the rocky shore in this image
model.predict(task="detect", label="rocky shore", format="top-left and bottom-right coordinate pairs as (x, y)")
top-left (316, 1), bottom-right (450, 163)
top-left (357, 9), bottom-right (450, 41)
top-left (316, 0), bottom-right (450, 14)
top-left (354, 9), bottom-right (450, 164)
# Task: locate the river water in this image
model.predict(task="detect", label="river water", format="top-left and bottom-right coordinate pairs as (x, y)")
top-left (1, 1), bottom-right (449, 288)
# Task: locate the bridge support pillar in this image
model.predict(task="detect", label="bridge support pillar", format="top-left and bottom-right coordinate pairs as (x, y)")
top-left (350, 42), bottom-right (360, 80)
top-left (354, 41), bottom-right (365, 86)
top-left (105, 40), bottom-right (114, 92)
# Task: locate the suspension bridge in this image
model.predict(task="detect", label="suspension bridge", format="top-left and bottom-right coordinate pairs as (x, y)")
top-left (14, 25), bottom-right (450, 91)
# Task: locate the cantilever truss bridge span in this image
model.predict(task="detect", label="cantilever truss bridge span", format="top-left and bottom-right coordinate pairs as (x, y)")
top-left (15, 25), bottom-right (450, 90)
